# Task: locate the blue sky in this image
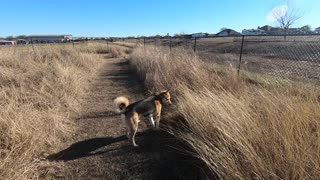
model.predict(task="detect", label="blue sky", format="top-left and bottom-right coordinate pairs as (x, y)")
top-left (1, 0), bottom-right (319, 37)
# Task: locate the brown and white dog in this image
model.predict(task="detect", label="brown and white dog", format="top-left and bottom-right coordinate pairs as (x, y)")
top-left (113, 90), bottom-right (172, 147)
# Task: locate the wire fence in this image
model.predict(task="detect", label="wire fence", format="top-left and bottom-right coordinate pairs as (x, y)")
top-left (118, 35), bottom-right (320, 84)
top-left (2, 35), bottom-right (319, 83)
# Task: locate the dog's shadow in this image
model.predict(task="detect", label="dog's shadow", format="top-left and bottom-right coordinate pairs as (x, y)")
top-left (46, 131), bottom-right (154, 162)
top-left (47, 135), bottom-right (127, 161)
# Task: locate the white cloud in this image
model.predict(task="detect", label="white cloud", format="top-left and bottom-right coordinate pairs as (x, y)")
top-left (266, 5), bottom-right (288, 22)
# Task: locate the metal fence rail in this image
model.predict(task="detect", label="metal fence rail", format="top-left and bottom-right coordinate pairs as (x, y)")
top-left (118, 34), bottom-right (320, 83)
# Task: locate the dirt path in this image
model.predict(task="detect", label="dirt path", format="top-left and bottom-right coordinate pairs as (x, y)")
top-left (45, 56), bottom-right (206, 180)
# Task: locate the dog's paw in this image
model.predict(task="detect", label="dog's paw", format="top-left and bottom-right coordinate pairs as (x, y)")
top-left (133, 144), bottom-right (139, 147)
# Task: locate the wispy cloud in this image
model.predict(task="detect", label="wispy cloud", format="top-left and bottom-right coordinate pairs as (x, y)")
top-left (266, 5), bottom-right (288, 22)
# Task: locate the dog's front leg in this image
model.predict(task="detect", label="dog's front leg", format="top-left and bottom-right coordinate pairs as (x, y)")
top-left (155, 116), bottom-right (160, 129)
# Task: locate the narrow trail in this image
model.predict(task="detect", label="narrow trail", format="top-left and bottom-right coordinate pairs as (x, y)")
top-left (45, 58), bottom-right (168, 179)
top-left (46, 56), bottom-right (206, 180)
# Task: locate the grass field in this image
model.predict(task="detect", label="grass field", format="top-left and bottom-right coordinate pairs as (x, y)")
top-left (130, 45), bottom-right (320, 179)
top-left (0, 42), bottom-right (129, 179)
top-left (1, 40), bottom-right (319, 179)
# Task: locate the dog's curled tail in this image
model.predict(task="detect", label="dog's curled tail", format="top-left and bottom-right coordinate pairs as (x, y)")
top-left (114, 96), bottom-right (129, 113)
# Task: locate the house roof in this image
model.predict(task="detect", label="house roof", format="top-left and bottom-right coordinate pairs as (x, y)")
top-left (217, 29), bottom-right (241, 35)
top-left (261, 25), bottom-right (272, 28)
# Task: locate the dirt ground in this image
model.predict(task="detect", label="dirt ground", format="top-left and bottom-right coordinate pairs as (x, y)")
top-left (44, 56), bottom-right (208, 180)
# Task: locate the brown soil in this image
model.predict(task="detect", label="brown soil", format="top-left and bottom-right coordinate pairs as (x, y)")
top-left (44, 56), bottom-right (208, 180)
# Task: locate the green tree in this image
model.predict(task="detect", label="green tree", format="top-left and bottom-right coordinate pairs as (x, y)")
top-left (16, 35), bottom-right (27, 39)
top-left (301, 25), bottom-right (311, 32)
top-left (220, 27), bottom-right (228, 32)
top-left (6, 36), bottom-right (14, 40)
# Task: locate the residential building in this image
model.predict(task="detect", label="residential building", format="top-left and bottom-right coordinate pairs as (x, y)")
top-left (315, 27), bottom-right (320, 34)
top-left (242, 29), bottom-right (266, 35)
top-left (257, 25), bottom-right (313, 35)
top-left (28, 35), bottom-right (72, 43)
top-left (258, 26), bottom-right (282, 35)
top-left (258, 25), bottom-right (273, 32)
top-left (191, 32), bottom-right (208, 38)
top-left (0, 40), bottom-right (17, 45)
top-left (216, 29), bottom-right (241, 36)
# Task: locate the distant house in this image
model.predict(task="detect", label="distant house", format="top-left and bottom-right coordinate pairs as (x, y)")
top-left (258, 25), bottom-right (282, 35)
top-left (216, 29), bottom-right (241, 36)
top-left (207, 34), bottom-right (217, 37)
top-left (191, 32), bottom-right (208, 38)
top-left (242, 29), bottom-right (266, 35)
top-left (257, 25), bottom-right (313, 35)
top-left (28, 35), bottom-right (72, 43)
top-left (259, 25), bottom-right (273, 32)
top-left (286, 28), bottom-right (305, 34)
top-left (315, 27), bottom-right (320, 34)
top-left (0, 40), bottom-right (17, 45)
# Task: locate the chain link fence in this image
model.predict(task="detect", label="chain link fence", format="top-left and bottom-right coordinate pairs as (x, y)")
top-left (120, 35), bottom-right (320, 84)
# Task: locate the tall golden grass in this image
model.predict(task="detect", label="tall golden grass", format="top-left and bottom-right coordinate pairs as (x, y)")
top-left (0, 42), bottom-right (123, 179)
top-left (111, 41), bottom-right (137, 48)
top-left (78, 42), bottom-right (132, 58)
top-left (130, 46), bottom-right (320, 179)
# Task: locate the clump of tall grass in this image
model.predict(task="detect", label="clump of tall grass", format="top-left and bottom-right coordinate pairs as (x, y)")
top-left (78, 42), bottom-right (131, 58)
top-left (0, 44), bottom-right (105, 179)
top-left (130, 46), bottom-right (320, 179)
top-left (111, 41), bottom-right (137, 48)
top-left (130, 46), bottom-right (242, 93)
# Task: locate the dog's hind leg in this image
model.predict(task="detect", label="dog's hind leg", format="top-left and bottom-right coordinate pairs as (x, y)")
top-left (121, 114), bottom-right (130, 138)
top-left (129, 112), bottom-right (139, 147)
top-left (155, 103), bottom-right (162, 129)
top-left (147, 114), bottom-right (155, 128)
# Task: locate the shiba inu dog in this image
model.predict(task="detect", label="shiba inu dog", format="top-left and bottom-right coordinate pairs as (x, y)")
top-left (113, 90), bottom-right (172, 147)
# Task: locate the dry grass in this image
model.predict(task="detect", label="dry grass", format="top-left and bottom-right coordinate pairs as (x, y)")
top-left (130, 45), bottom-right (320, 179)
top-left (112, 41), bottom-right (137, 48)
top-left (77, 42), bottom-right (131, 58)
top-left (0, 43), bottom-right (114, 179)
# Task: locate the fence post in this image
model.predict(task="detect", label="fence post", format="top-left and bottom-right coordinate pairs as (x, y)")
top-left (237, 35), bottom-right (245, 76)
top-left (107, 40), bottom-right (109, 49)
top-left (169, 36), bottom-right (172, 51)
top-left (144, 37), bottom-right (146, 48)
top-left (154, 38), bottom-right (156, 46)
top-left (72, 37), bottom-right (75, 48)
top-left (31, 37), bottom-right (34, 51)
top-left (194, 37), bottom-right (197, 52)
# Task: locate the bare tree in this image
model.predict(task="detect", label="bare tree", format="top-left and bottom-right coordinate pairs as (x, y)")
top-left (273, 8), bottom-right (302, 38)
